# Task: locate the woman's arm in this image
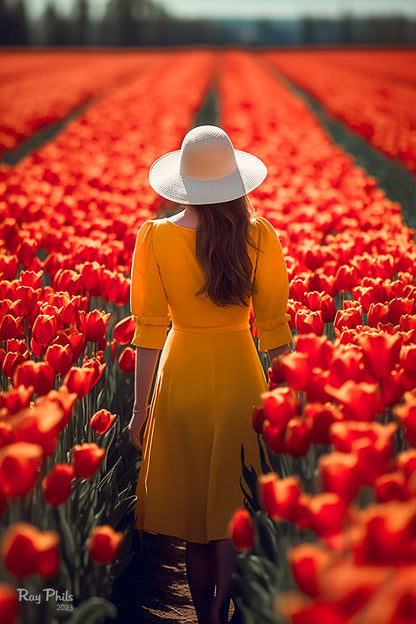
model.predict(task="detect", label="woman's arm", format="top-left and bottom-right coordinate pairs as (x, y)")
top-left (128, 346), bottom-right (160, 450)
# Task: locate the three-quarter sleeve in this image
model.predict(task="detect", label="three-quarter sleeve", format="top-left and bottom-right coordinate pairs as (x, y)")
top-left (252, 217), bottom-right (293, 352)
top-left (130, 220), bottom-right (170, 349)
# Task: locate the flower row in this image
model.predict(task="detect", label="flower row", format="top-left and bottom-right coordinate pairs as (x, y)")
top-left (0, 51), bottom-right (156, 157)
top-left (0, 50), bottom-right (215, 622)
top-left (265, 49), bottom-right (416, 175)
top-left (220, 50), bottom-right (416, 624)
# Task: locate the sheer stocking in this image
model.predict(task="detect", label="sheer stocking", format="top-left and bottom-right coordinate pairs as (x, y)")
top-left (211, 538), bottom-right (236, 624)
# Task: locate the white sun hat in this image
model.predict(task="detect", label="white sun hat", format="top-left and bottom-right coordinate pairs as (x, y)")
top-left (148, 125), bottom-right (267, 205)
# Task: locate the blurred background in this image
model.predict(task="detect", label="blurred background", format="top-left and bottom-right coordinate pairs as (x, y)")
top-left (1, 0), bottom-right (416, 47)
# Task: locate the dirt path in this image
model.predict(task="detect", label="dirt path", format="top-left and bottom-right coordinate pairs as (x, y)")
top-left (109, 532), bottom-right (196, 623)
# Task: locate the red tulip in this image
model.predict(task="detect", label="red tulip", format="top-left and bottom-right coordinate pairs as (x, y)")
top-left (394, 397), bottom-right (416, 448)
top-left (83, 354), bottom-right (106, 387)
top-left (308, 493), bottom-right (345, 540)
top-left (0, 385), bottom-right (34, 415)
top-left (400, 314), bottom-right (416, 332)
top-left (328, 347), bottom-right (364, 387)
top-left (118, 347), bottom-right (136, 372)
top-left (40, 386), bottom-right (77, 431)
top-left (279, 351), bottom-right (311, 391)
top-left (295, 333), bottom-right (333, 369)
top-left (334, 307), bottom-right (363, 333)
top-left (396, 448), bottom-right (416, 481)
top-left (15, 400), bottom-right (63, 458)
top-left (52, 269), bottom-right (82, 296)
top-left (77, 309), bottom-right (111, 343)
top-left (102, 271), bottom-right (130, 306)
top-left (252, 406), bottom-right (265, 434)
top-left (290, 277), bottom-right (308, 302)
top-left (16, 239), bottom-right (37, 267)
top-left (228, 509), bottom-right (254, 550)
top-left (0, 442), bottom-right (43, 497)
top-left (326, 381), bottom-right (382, 422)
top-left (0, 423), bottom-right (14, 451)
top-left (367, 302), bottom-right (390, 327)
top-left (0, 314), bottom-right (24, 341)
top-left (353, 432), bottom-right (396, 486)
top-left (352, 285), bottom-right (377, 313)
top-left (72, 442), bottom-right (105, 478)
top-left (304, 402), bottom-right (343, 445)
top-left (374, 471), bottom-right (410, 503)
top-left (261, 386), bottom-right (300, 429)
top-left (60, 295), bottom-right (84, 325)
top-left (42, 464), bottom-right (74, 506)
top-left (89, 524), bottom-right (124, 564)
top-left (62, 365), bottom-right (96, 398)
top-left (289, 543), bottom-right (335, 598)
top-left (295, 309), bottom-right (324, 335)
top-left (263, 420), bottom-right (287, 454)
top-left (258, 472), bottom-right (301, 521)
top-left (19, 269), bottom-right (43, 288)
top-left (292, 493), bottom-right (313, 530)
top-left (334, 264), bottom-right (360, 292)
top-left (276, 594), bottom-right (346, 624)
top-left (6, 338), bottom-right (28, 357)
top-left (388, 297), bottom-right (415, 326)
top-left (31, 313), bottom-right (58, 349)
top-left (351, 501), bottom-right (416, 566)
top-left (60, 327), bottom-right (87, 361)
top-left (284, 417), bottom-right (311, 457)
top-left (90, 409), bottom-right (117, 434)
top-left (358, 332), bottom-right (402, 380)
top-left (380, 367), bottom-right (405, 408)
top-left (0, 522), bottom-right (59, 578)
top-left (113, 316), bottom-right (136, 345)
top-left (0, 254), bottom-right (18, 280)
top-left (13, 361), bottom-right (55, 396)
top-left (305, 368), bottom-right (332, 404)
top-left (400, 345), bottom-right (416, 380)
top-left (80, 261), bottom-right (103, 294)
top-left (318, 452), bottom-right (361, 504)
top-left (0, 583), bottom-right (19, 624)
top-left (2, 351), bottom-right (27, 380)
top-left (305, 291), bottom-right (336, 323)
top-left (45, 343), bottom-right (73, 376)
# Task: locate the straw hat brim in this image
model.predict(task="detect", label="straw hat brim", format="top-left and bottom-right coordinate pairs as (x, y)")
top-left (149, 148), bottom-right (267, 205)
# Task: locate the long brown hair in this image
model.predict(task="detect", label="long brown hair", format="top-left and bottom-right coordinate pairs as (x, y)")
top-left (190, 196), bottom-right (257, 307)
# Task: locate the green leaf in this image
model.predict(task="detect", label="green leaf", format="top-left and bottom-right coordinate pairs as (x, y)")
top-left (258, 434), bottom-right (272, 474)
top-left (110, 495), bottom-right (137, 528)
top-left (254, 511), bottom-right (280, 564)
top-left (57, 505), bottom-right (77, 555)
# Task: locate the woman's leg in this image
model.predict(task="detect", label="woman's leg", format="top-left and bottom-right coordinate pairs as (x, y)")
top-left (185, 541), bottom-right (216, 624)
top-left (211, 538), bottom-right (236, 624)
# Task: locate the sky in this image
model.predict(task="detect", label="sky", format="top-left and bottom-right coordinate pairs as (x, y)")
top-left (26, 0), bottom-right (416, 20)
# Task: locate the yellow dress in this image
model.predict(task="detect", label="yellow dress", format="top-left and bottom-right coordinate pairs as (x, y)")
top-left (131, 216), bottom-right (292, 543)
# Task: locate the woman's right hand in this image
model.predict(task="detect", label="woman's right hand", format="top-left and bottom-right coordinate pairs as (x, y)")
top-left (128, 410), bottom-right (146, 451)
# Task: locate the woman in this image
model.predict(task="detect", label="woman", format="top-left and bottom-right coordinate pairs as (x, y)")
top-left (128, 125), bottom-right (292, 624)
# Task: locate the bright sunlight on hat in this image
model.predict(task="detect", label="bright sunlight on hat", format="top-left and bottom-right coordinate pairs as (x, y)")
top-left (149, 125), bottom-right (267, 205)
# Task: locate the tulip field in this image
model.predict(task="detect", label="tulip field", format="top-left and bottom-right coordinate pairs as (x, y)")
top-left (0, 47), bottom-right (416, 624)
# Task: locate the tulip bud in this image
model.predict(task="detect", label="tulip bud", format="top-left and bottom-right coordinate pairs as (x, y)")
top-left (89, 525), bottom-right (124, 564)
top-left (228, 509), bottom-right (254, 550)
top-left (43, 464), bottom-right (74, 506)
top-left (72, 443), bottom-right (105, 478)
top-left (90, 409), bottom-right (117, 435)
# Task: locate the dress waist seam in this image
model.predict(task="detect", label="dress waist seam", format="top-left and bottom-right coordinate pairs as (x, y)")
top-left (172, 322), bottom-right (249, 334)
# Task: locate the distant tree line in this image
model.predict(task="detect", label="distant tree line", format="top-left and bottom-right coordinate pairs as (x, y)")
top-left (1, 0), bottom-right (416, 47)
